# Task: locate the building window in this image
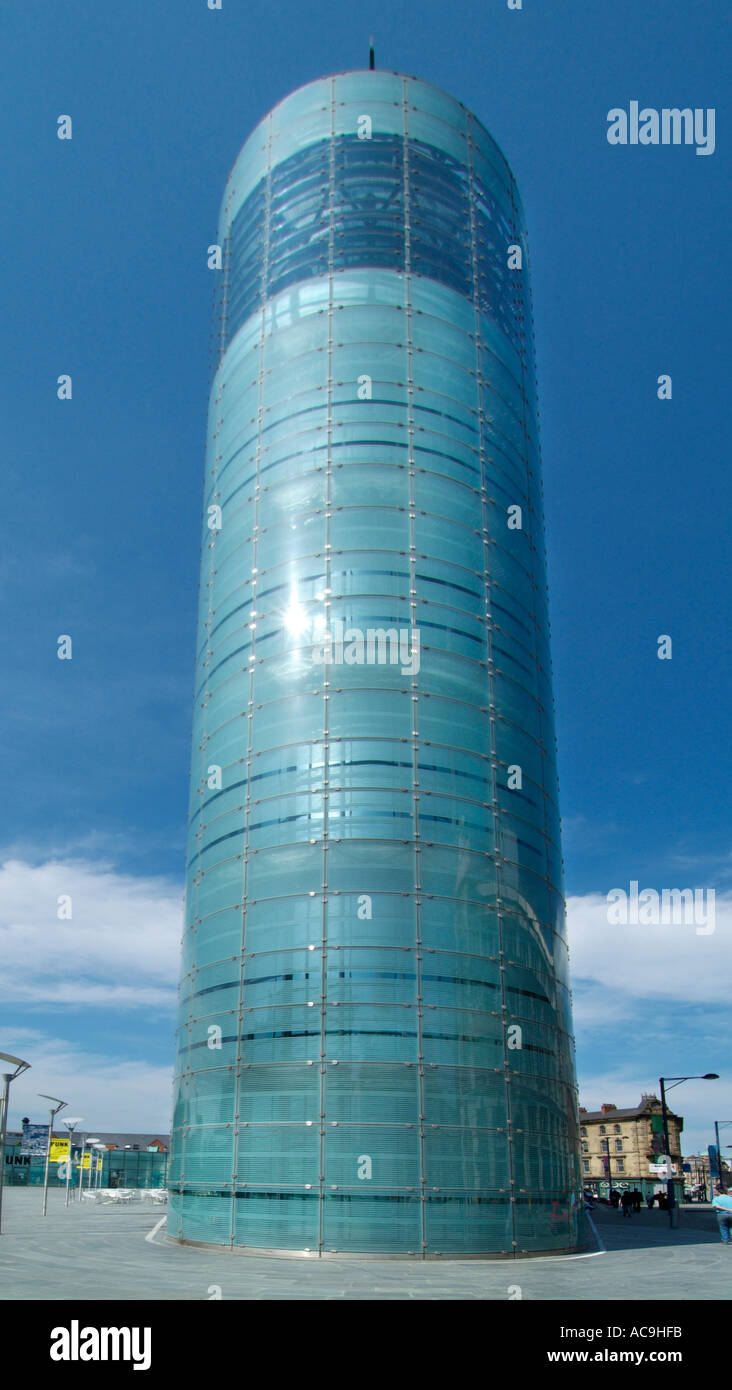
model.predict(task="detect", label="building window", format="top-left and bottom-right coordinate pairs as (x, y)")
top-left (582, 1142), bottom-right (589, 1153)
top-left (583, 1160), bottom-right (590, 1172)
top-left (580, 1127), bottom-right (586, 1137)
top-left (614, 1124), bottom-right (621, 1133)
top-left (600, 1140), bottom-right (608, 1152)
top-left (616, 1160), bottom-right (625, 1172)
top-left (615, 1140), bottom-right (623, 1152)
top-left (599, 1125), bottom-right (606, 1135)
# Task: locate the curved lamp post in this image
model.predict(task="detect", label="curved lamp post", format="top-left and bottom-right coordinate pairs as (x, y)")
top-left (38, 1093), bottom-right (67, 1217)
top-left (85, 1140), bottom-right (100, 1195)
top-left (0, 1052), bottom-right (31, 1235)
top-left (62, 1117), bottom-right (83, 1208)
top-left (93, 1143), bottom-right (106, 1191)
top-left (659, 1074), bottom-right (718, 1227)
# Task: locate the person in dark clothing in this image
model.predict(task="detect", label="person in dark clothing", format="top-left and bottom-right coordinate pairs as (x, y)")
top-left (646, 1192), bottom-right (655, 1208)
top-left (632, 1188), bottom-right (643, 1212)
top-left (621, 1190), bottom-right (634, 1218)
top-left (610, 1189), bottom-right (620, 1209)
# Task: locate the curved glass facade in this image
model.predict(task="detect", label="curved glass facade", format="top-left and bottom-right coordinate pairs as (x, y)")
top-left (169, 71), bottom-right (583, 1257)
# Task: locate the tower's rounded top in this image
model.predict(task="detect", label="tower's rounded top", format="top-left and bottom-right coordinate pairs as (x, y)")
top-left (219, 69), bottom-right (520, 234)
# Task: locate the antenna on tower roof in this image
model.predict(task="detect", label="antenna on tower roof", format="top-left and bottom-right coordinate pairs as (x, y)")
top-left (369, 36), bottom-right (375, 70)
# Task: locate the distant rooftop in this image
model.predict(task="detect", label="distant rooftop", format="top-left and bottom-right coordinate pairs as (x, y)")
top-left (8, 1130), bottom-right (169, 1151)
top-left (578, 1095), bottom-right (680, 1122)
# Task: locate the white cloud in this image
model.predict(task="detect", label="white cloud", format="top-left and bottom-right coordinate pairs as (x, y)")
top-left (566, 890), bottom-right (732, 1009)
top-left (4, 1029), bottom-right (173, 1132)
top-left (0, 857), bottom-right (182, 1009)
top-left (567, 891), bottom-right (732, 1153)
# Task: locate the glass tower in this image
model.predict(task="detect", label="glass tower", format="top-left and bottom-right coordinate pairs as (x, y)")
top-left (169, 70), bottom-right (583, 1257)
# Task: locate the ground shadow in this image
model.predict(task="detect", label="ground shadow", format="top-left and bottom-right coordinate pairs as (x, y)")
top-left (589, 1203), bottom-right (721, 1254)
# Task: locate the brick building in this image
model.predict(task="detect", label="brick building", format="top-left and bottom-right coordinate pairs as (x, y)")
top-left (579, 1094), bottom-right (683, 1197)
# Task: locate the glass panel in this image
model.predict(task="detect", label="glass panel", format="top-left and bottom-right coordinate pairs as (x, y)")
top-left (246, 843), bottom-right (323, 899)
top-left (236, 1124), bottom-right (320, 1184)
top-left (234, 1190), bottom-right (320, 1250)
top-left (324, 1062), bottom-right (419, 1122)
top-left (323, 1124), bottom-right (420, 1187)
top-left (326, 947), bottom-right (417, 1004)
top-left (324, 1005), bottom-right (418, 1062)
top-left (244, 895), bottom-right (323, 952)
top-left (422, 1066), bottom-right (507, 1128)
top-left (423, 1128), bottom-right (511, 1189)
top-left (421, 1008), bottom-right (504, 1066)
top-left (322, 1190), bottom-right (421, 1253)
top-left (425, 1193), bottom-right (513, 1254)
top-left (240, 1006), bottom-right (321, 1063)
top-left (237, 1064), bottom-right (320, 1121)
top-left (242, 951), bottom-right (319, 1007)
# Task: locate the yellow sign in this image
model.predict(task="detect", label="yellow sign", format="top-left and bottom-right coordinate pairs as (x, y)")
top-left (79, 1153), bottom-right (103, 1170)
top-left (50, 1139), bottom-right (69, 1162)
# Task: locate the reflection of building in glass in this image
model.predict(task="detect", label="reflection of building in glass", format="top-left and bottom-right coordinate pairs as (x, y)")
top-left (169, 70), bottom-right (582, 1256)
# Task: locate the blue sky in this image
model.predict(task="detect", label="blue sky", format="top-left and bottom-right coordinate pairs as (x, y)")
top-left (1, 0), bottom-right (730, 1155)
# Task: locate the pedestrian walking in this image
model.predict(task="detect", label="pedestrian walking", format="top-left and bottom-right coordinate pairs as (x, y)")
top-left (712, 1184), bottom-right (732, 1244)
top-left (621, 1190), bottom-right (634, 1218)
top-left (632, 1187), bottom-right (642, 1213)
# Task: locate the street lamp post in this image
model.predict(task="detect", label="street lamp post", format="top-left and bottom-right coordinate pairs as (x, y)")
top-left (659, 1074), bottom-right (718, 1228)
top-left (78, 1135), bottom-right (88, 1203)
top-left (86, 1140), bottom-right (100, 1195)
top-left (695, 1153), bottom-right (711, 1200)
top-left (0, 1052), bottom-right (31, 1235)
top-left (94, 1144), bottom-right (106, 1190)
top-left (62, 1118), bottom-right (83, 1208)
top-left (713, 1122), bottom-right (732, 1193)
top-left (38, 1093), bottom-right (67, 1218)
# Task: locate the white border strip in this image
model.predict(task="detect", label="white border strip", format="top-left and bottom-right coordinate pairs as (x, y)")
top-left (145, 1216), bottom-right (167, 1244)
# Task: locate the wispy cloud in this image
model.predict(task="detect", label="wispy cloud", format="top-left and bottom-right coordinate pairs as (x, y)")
top-left (0, 857), bottom-right (182, 1009)
top-left (5, 1029), bottom-right (173, 1132)
top-left (567, 891), bottom-right (732, 1151)
top-left (566, 891), bottom-right (732, 1007)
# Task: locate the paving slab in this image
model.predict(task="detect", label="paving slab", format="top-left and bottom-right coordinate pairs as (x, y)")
top-left (0, 1190), bottom-right (727, 1300)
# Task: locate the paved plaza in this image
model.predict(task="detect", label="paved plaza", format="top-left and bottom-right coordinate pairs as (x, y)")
top-left (0, 1189), bottom-right (727, 1300)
